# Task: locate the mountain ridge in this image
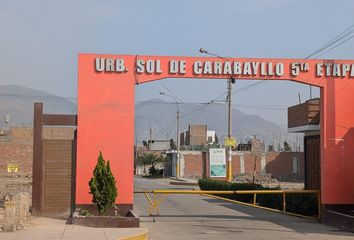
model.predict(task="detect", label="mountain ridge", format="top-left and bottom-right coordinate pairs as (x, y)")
top-left (0, 85), bottom-right (286, 147)
top-left (0, 84), bottom-right (76, 127)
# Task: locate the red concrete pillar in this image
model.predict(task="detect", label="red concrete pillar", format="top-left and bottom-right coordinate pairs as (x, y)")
top-left (321, 78), bottom-right (354, 204)
top-left (77, 54), bottom-right (136, 210)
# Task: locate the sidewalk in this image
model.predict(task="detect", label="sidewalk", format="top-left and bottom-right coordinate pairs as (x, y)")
top-left (0, 217), bottom-right (148, 240)
top-left (168, 177), bottom-right (199, 186)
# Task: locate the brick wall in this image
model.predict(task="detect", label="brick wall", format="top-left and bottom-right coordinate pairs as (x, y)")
top-left (0, 142), bottom-right (33, 177)
top-left (189, 125), bottom-right (207, 146)
top-left (181, 150), bottom-right (304, 180)
top-left (288, 98), bottom-right (320, 128)
top-left (265, 152), bottom-right (304, 178)
top-left (0, 127), bottom-right (75, 177)
top-left (183, 152), bottom-right (203, 179)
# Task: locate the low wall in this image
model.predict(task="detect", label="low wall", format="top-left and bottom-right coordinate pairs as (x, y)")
top-left (181, 150), bottom-right (304, 180)
top-left (0, 127), bottom-right (75, 177)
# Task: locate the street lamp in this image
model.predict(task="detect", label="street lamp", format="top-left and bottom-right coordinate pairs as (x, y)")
top-left (137, 116), bottom-right (152, 149)
top-left (199, 48), bottom-right (227, 59)
top-left (199, 48), bottom-right (235, 182)
top-left (159, 91), bottom-right (180, 178)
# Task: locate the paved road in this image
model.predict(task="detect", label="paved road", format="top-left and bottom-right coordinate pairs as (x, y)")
top-left (134, 177), bottom-right (354, 240)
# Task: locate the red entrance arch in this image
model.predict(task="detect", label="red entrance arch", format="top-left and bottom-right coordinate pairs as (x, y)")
top-left (77, 54), bottom-right (354, 211)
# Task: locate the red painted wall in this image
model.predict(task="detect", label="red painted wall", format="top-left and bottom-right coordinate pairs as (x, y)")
top-left (78, 54), bottom-right (354, 205)
top-left (321, 79), bottom-right (354, 203)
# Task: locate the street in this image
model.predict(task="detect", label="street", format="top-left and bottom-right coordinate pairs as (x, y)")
top-left (134, 177), bottom-right (354, 240)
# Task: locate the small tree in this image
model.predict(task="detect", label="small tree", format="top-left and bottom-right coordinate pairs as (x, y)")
top-left (137, 153), bottom-right (153, 174)
top-left (170, 138), bottom-right (176, 150)
top-left (138, 153), bottom-right (166, 176)
top-left (283, 141), bottom-right (292, 152)
top-left (89, 152), bottom-right (118, 215)
top-left (214, 134), bottom-right (219, 145)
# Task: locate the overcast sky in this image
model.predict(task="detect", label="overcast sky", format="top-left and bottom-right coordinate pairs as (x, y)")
top-left (1, 0), bottom-right (354, 125)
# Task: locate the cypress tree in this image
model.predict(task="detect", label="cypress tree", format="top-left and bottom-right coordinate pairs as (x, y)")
top-left (89, 152), bottom-right (118, 215)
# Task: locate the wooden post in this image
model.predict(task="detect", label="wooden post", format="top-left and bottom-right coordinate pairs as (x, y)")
top-left (71, 130), bottom-right (77, 218)
top-left (252, 155), bottom-right (257, 183)
top-left (32, 102), bottom-right (43, 216)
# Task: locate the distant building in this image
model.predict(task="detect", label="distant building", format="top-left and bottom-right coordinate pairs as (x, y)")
top-left (180, 124), bottom-right (208, 146)
top-left (237, 141), bottom-right (251, 151)
top-left (148, 140), bottom-right (170, 151)
top-left (288, 98), bottom-right (320, 190)
top-left (180, 131), bottom-right (187, 146)
top-left (207, 130), bottom-right (215, 145)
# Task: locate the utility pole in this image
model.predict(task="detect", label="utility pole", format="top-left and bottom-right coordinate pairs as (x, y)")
top-left (198, 48), bottom-right (234, 182)
top-left (159, 91), bottom-right (180, 179)
top-left (227, 78), bottom-right (234, 182)
top-left (149, 127), bottom-right (152, 141)
top-left (176, 109), bottom-right (180, 178)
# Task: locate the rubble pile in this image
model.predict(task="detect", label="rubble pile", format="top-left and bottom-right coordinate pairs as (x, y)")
top-left (233, 173), bottom-right (278, 185)
top-left (0, 178), bottom-right (32, 203)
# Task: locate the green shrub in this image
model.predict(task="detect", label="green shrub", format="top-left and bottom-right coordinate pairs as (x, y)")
top-left (79, 209), bottom-right (91, 216)
top-left (89, 152), bottom-right (118, 215)
top-left (198, 178), bottom-right (317, 217)
top-left (199, 178), bottom-right (266, 202)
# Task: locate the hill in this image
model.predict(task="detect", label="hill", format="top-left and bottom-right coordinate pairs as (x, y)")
top-left (0, 85), bottom-right (288, 147)
top-left (0, 85), bottom-right (76, 127)
top-left (135, 99), bottom-right (285, 146)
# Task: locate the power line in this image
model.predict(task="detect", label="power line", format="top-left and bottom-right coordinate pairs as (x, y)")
top-left (313, 34), bottom-right (354, 58)
top-left (210, 90), bottom-right (229, 102)
top-left (232, 81), bottom-right (267, 95)
top-left (0, 92), bottom-right (77, 100)
top-left (159, 81), bottom-right (183, 103)
top-left (177, 86), bottom-right (228, 118)
top-left (306, 24), bottom-right (354, 59)
top-left (180, 102), bottom-right (210, 118)
top-left (158, 81), bottom-right (205, 113)
top-left (305, 23), bottom-right (354, 99)
top-left (138, 100), bottom-right (287, 108)
top-left (228, 24), bottom-right (354, 95)
top-left (5, 25), bottom-right (353, 108)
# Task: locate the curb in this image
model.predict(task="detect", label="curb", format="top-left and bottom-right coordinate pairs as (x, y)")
top-left (170, 181), bottom-right (198, 186)
top-left (118, 229), bottom-right (148, 240)
top-left (168, 177), bottom-right (186, 182)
